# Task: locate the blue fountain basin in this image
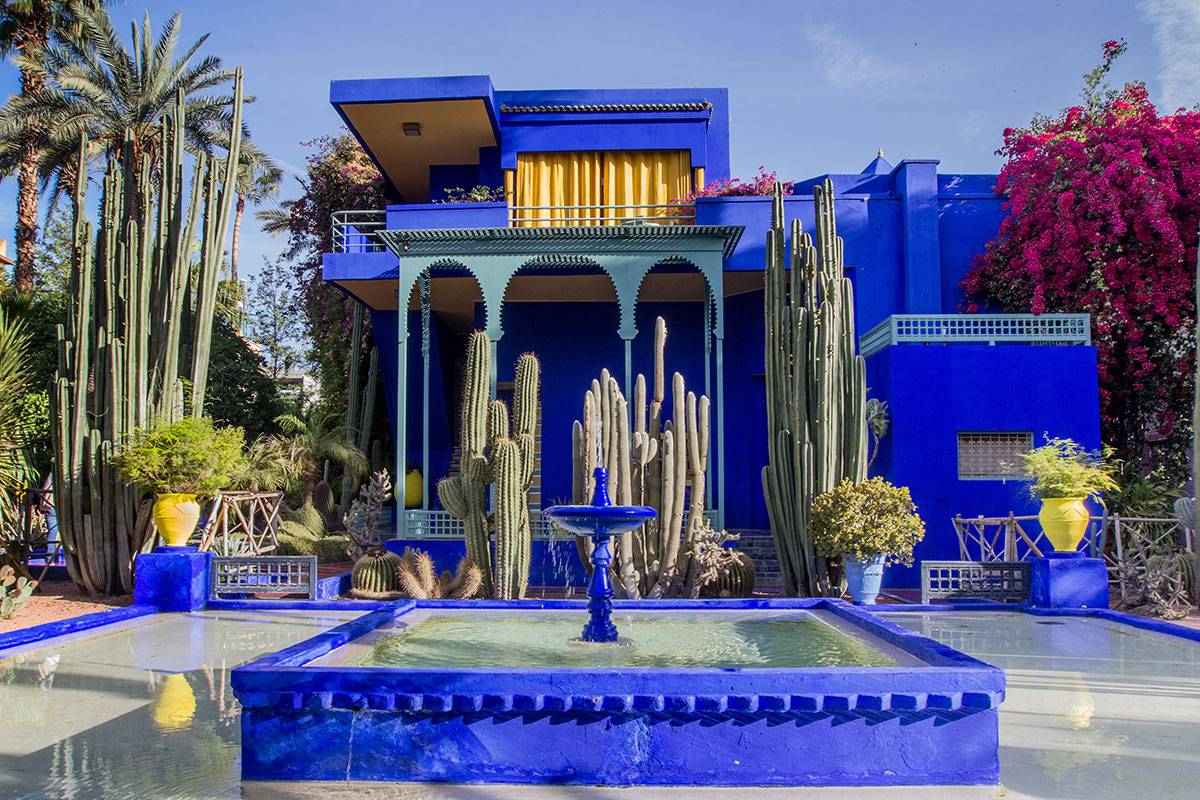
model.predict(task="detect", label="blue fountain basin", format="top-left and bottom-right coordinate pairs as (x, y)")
top-left (232, 598), bottom-right (1003, 787)
top-left (543, 504), bottom-right (656, 536)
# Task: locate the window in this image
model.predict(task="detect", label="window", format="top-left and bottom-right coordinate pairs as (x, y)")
top-left (957, 432), bottom-right (1033, 479)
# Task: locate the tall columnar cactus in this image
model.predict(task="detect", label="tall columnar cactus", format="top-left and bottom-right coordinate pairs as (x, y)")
top-left (50, 78), bottom-right (246, 594)
top-left (437, 332), bottom-right (539, 598)
top-left (570, 317), bottom-right (714, 599)
top-left (762, 179), bottom-right (868, 597)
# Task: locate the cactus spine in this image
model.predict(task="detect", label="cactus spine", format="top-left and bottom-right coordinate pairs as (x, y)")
top-left (762, 179), bottom-right (867, 597)
top-left (350, 548), bottom-right (403, 598)
top-left (50, 77), bottom-right (247, 594)
top-left (571, 316), bottom-right (722, 599)
top-left (437, 332), bottom-right (539, 598)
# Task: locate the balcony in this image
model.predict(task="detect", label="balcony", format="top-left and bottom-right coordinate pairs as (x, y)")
top-left (331, 202), bottom-right (696, 253)
top-left (859, 314), bottom-right (1092, 358)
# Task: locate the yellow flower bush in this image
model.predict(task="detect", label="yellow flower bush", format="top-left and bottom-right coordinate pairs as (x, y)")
top-left (809, 477), bottom-right (926, 567)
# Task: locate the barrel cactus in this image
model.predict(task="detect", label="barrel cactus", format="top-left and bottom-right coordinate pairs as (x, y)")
top-left (701, 551), bottom-right (756, 598)
top-left (350, 548), bottom-right (403, 599)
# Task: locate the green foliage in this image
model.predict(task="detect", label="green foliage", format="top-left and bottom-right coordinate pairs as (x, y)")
top-left (245, 256), bottom-right (304, 380)
top-left (865, 397), bottom-right (889, 470)
top-left (267, 407), bottom-right (367, 503)
top-left (314, 535), bottom-right (351, 564)
top-left (112, 418), bottom-right (245, 496)
top-left (227, 435), bottom-right (300, 492)
top-left (1106, 467), bottom-right (1182, 519)
top-left (275, 531), bottom-right (315, 557)
top-left (276, 519), bottom-right (317, 542)
top-left (1019, 436), bottom-right (1118, 500)
top-left (282, 503), bottom-right (324, 536)
top-left (204, 317), bottom-right (286, 441)
top-left (809, 478), bottom-right (926, 567)
top-left (0, 307), bottom-right (35, 504)
top-left (0, 565), bottom-right (37, 619)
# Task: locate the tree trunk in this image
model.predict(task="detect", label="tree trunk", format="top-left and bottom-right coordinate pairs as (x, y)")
top-left (303, 467), bottom-right (317, 507)
top-left (231, 194), bottom-right (245, 282)
top-left (12, 8), bottom-right (51, 292)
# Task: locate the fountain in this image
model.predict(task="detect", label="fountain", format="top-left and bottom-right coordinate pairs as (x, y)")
top-left (544, 467), bottom-right (654, 646)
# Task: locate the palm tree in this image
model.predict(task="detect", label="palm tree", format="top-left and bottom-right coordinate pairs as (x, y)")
top-left (0, 7), bottom-right (253, 213)
top-left (0, 0), bottom-right (111, 290)
top-left (231, 159), bottom-right (282, 282)
top-left (268, 409), bottom-right (367, 506)
top-left (0, 307), bottom-right (34, 525)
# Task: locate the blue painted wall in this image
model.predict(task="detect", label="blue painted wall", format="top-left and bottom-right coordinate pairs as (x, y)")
top-left (866, 344), bottom-right (1102, 588)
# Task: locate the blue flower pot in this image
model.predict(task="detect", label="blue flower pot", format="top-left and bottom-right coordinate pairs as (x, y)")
top-left (843, 554), bottom-right (887, 605)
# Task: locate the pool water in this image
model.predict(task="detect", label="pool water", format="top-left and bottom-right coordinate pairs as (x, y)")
top-left (334, 610), bottom-right (900, 669)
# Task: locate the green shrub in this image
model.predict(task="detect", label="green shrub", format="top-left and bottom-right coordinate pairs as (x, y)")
top-left (112, 417), bottom-right (245, 496)
top-left (283, 503), bottom-right (325, 536)
top-left (809, 478), bottom-right (926, 567)
top-left (1019, 436), bottom-right (1118, 500)
top-left (276, 532), bottom-right (316, 556)
top-left (276, 520), bottom-right (318, 541)
top-left (314, 535), bottom-right (352, 564)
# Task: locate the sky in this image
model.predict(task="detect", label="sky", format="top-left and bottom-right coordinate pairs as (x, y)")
top-left (1, 0), bottom-right (1198, 285)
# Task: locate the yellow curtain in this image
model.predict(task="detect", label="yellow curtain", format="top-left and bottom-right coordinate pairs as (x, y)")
top-left (514, 150), bottom-right (691, 227)
top-left (514, 152), bottom-right (603, 227)
top-left (603, 150), bottom-right (691, 224)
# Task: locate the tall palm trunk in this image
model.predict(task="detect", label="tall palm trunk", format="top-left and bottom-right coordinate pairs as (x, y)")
top-left (12, 7), bottom-right (50, 292)
top-left (231, 193), bottom-right (244, 282)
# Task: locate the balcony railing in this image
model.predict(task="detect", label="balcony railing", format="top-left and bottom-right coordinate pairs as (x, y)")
top-left (858, 314), bottom-right (1091, 358)
top-left (508, 203), bottom-right (694, 226)
top-left (331, 210), bottom-right (387, 253)
top-left (330, 203), bottom-right (698, 252)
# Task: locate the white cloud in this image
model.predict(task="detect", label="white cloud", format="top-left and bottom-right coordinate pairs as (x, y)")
top-left (801, 22), bottom-right (889, 90)
top-left (1139, 0), bottom-right (1200, 110)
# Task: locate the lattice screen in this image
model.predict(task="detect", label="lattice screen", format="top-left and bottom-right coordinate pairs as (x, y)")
top-left (957, 432), bottom-right (1032, 478)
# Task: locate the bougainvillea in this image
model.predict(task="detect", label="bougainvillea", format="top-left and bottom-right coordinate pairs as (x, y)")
top-left (961, 40), bottom-right (1200, 477)
top-left (673, 167), bottom-right (794, 215)
top-left (269, 133), bottom-right (389, 416)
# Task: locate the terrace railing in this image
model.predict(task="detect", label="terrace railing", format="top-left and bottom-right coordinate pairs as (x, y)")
top-left (508, 203), bottom-right (694, 226)
top-left (331, 210), bottom-right (387, 253)
top-left (859, 314), bottom-right (1091, 358)
top-left (952, 514), bottom-right (1051, 562)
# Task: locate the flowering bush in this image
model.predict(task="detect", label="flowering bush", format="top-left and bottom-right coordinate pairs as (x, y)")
top-left (437, 185), bottom-right (507, 203)
top-left (808, 478), bottom-right (926, 567)
top-left (960, 40), bottom-right (1200, 477)
top-left (672, 167), bottom-right (794, 214)
top-left (269, 134), bottom-right (388, 414)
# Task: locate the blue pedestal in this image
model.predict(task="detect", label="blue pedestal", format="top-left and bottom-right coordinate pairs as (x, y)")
top-left (134, 546), bottom-right (212, 611)
top-left (1030, 552), bottom-right (1109, 609)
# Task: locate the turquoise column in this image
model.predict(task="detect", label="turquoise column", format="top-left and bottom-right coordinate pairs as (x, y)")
top-left (419, 270), bottom-right (431, 509)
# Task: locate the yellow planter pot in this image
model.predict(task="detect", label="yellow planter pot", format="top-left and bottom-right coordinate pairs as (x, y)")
top-left (404, 470), bottom-right (423, 509)
top-left (1038, 497), bottom-right (1090, 553)
top-left (153, 493), bottom-right (201, 547)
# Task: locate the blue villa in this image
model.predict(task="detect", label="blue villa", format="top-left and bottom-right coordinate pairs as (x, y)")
top-left (320, 75), bottom-right (1101, 589)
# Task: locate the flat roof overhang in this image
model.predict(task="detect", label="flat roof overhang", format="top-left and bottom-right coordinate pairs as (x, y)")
top-left (331, 76), bottom-right (500, 202)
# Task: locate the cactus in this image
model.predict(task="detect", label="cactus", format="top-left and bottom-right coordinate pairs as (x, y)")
top-left (351, 548), bottom-right (403, 598)
top-left (395, 548), bottom-right (483, 600)
top-left (49, 76), bottom-right (247, 594)
top-left (437, 333), bottom-right (540, 598)
top-left (762, 180), bottom-right (867, 597)
top-left (569, 316), bottom-right (713, 598)
top-left (343, 469), bottom-right (392, 561)
top-left (701, 549), bottom-right (756, 598)
top-left (313, 481), bottom-right (339, 532)
top-left (0, 566), bottom-right (37, 619)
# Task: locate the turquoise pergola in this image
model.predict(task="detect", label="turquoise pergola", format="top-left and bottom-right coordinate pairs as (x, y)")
top-left (375, 224), bottom-right (743, 537)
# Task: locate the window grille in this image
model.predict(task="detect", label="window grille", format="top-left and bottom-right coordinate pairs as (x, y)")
top-left (957, 432), bottom-right (1032, 479)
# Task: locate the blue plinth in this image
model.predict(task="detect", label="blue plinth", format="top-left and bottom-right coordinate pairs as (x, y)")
top-left (1030, 552), bottom-right (1109, 609)
top-left (134, 546), bottom-right (212, 611)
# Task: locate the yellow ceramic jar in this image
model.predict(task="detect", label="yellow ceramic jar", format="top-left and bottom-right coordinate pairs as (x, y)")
top-left (152, 493), bottom-right (201, 547)
top-left (1038, 497), bottom-right (1090, 553)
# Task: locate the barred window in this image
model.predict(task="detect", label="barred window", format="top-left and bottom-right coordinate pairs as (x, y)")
top-left (957, 432), bottom-right (1032, 479)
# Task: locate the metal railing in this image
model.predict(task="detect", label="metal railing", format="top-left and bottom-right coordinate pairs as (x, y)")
top-left (508, 203), bottom-right (694, 226)
top-left (859, 314), bottom-right (1091, 358)
top-left (331, 210), bottom-right (387, 253)
top-left (209, 555), bottom-right (318, 600)
top-left (921, 561), bottom-right (1032, 604)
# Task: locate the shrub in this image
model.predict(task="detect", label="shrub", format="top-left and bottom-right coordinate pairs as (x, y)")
top-left (283, 503), bottom-right (325, 536)
top-left (276, 532), bottom-right (316, 556)
top-left (277, 520), bottom-right (318, 541)
top-left (1019, 436), bottom-right (1118, 500)
top-left (112, 417), bottom-right (245, 496)
top-left (314, 535), bottom-right (352, 564)
top-left (809, 478), bottom-right (926, 567)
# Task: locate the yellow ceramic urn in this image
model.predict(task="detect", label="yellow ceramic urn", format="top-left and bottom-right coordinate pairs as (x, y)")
top-left (1038, 497), bottom-right (1090, 553)
top-left (153, 493), bottom-right (201, 547)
